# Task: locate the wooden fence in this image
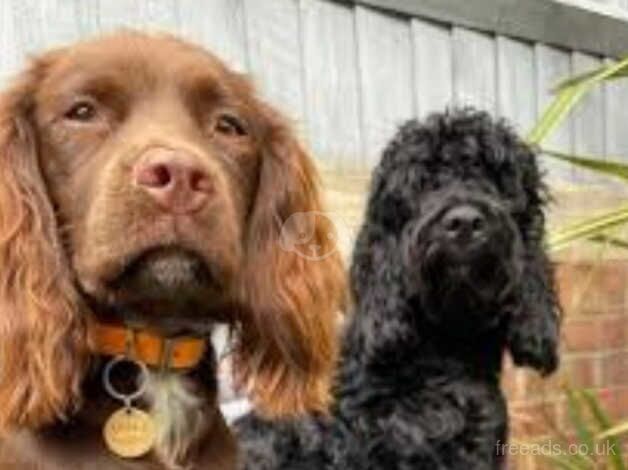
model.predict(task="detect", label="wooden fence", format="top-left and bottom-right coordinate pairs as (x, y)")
top-left (2, 0), bottom-right (628, 185)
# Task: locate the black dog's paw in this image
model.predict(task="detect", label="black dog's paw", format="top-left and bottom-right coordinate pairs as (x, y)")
top-left (507, 315), bottom-right (559, 375)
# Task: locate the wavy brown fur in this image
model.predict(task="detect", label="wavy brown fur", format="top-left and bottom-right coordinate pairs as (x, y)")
top-left (0, 61), bottom-right (89, 432)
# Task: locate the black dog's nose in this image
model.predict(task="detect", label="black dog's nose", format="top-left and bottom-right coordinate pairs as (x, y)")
top-left (441, 205), bottom-right (486, 242)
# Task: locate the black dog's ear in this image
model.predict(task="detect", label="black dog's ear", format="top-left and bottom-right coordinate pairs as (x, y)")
top-left (507, 243), bottom-right (560, 375)
top-left (346, 224), bottom-right (417, 366)
top-left (506, 139), bottom-right (561, 375)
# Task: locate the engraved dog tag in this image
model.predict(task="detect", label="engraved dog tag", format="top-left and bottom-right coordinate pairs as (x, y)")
top-left (103, 407), bottom-right (156, 458)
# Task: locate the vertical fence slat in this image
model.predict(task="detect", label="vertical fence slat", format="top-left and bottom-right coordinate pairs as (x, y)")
top-left (37, 0), bottom-right (83, 44)
top-left (244, 0), bottom-right (305, 124)
top-left (0, 0), bottom-right (19, 85)
top-left (2, 0), bottom-right (625, 186)
top-left (96, 0), bottom-right (179, 32)
top-left (139, 0), bottom-right (180, 30)
top-left (496, 36), bottom-right (536, 134)
top-left (355, 5), bottom-right (414, 167)
top-left (411, 18), bottom-right (452, 118)
top-left (452, 27), bottom-right (496, 113)
top-left (300, 0), bottom-right (361, 169)
top-left (535, 44), bottom-right (574, 183)
top-left (605, 58), bottom-right (628, 164)
top-left (572, 52), bottom-right (605, 185)
top-left (94, 0), bottom-right (139, 30)
top-left (178, 0), bottom-right (247, 72)
top-left (10, 0), bottom-right (82, 55)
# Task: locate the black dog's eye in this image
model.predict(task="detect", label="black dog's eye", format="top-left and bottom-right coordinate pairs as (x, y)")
top-left (64, 101), bottom-right (97, 122)
top-left (215, 113), bottom-right (247, 137)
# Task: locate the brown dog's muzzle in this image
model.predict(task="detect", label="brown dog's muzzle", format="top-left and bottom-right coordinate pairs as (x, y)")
top-left (133, 148), bottom-right (214, 215)
top-left (73, 141), bottom-right (242, 315)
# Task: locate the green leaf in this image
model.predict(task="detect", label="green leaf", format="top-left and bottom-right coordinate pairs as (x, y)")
top-left (536, 435), bottom-right (593, 469)
top-left (582, 389), bottom-right (613, 430)
top-left (554, 56), bottom-right (628, 91)
top-left (542, 149), bottom-right (628, 182)
top-left (528, 85), bottom-right (587, 145)
top-left (535, 437), bottom-right (594, 468)
top-left (589, 234), bottom-right (628, 250)
top-left (548, 203), bottom-right (628, 251)
top-left (567, 390), bottom-right (596, 459)
top-left (598, 421), bottom-right (628, 440)
top-left (581, 390), bottom-right (625, 470)
top-left (528, 56), bottom-right (628, 146)
top-left (543, 453), bottom-right (591, 470)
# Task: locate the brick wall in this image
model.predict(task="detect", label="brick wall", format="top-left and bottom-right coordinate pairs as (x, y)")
top-left (504, 260), bottom-right (628, 469)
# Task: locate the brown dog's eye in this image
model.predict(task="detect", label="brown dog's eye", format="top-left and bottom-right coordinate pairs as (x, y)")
top-left (64, 101), bottom-right (97, 122)
top-left (215, 114), bottom-right (247, 137)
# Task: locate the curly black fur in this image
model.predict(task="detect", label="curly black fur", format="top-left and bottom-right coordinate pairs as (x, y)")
top-left (235, 109), bottom-right (561, 470)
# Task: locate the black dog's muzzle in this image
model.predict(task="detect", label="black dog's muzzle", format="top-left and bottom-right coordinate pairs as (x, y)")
top-left (406, 185), bottom-right (518, 263)
top-left (403, 187), bottom-right (524, 330)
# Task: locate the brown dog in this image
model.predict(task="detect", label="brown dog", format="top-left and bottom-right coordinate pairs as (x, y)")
top-left (0, 31), bottom-right (345, 469)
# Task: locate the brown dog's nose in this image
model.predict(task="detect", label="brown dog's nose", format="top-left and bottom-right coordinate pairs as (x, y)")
top-left (134, 150), bottom-right (212, 214)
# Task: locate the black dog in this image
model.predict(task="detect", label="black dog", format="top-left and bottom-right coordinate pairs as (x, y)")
top-left (235, 109), bottom-right (561, 469)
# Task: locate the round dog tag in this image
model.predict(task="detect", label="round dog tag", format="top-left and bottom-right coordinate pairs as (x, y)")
top-left (103, 407), bottom-right (156, 458)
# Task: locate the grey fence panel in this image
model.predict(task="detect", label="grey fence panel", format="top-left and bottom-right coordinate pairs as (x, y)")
top-left (300, 0), bottom-right (362, 169)
top-left (2, 1), bottom-right (96, 83)
top-left (9, 1), bottom-right (81, 58)
top-left (244, 0), bottom-right (305, 124)
top-left (93, 0), bottom-right (142, 32)
top-left (95, 0), bottom-right (179, 33)
top-left (2, 0), bottom-right (628, 183)
top-left (178, 0), bottom-right (247, 72)
top-left (135, 1), bottom-right (180, 30)
top-left (535, 44), bottom-right (574, 183)
top-left (35, 1), bottom-right (86, 44)
top-left (605, 58), bottom-right (628, 163)
top-left (355, 5), bottom-right (414, 167)
top-left (0, 1), bottom-right (19, 83)
top-left (452, 27), bottom-right (497, 113)
top-left (496, 36), bottom-right (536, 134)
top-left (71, 1), bottom-right (102, 36)
top-left (572, 52), bottom-right (606, 185)
top-left (411, 18), bottom-right (453, 118)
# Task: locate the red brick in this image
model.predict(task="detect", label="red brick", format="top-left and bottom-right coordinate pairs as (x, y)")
top-left (561, 315), bottom-right (628, 353)
top-left (563, 319), bottom-right (600, 352)
top-left (504, 369), bottom-right (530, 403)
top-left (509, 402), bottom-right (558, 438)
top-left (556, 262), bottom-right (600, 315)
top-left (601, 352), bottom-right (628, 387)
top-left (595, 387), bottom-right (615, 415)
top-left (613, 387), bottom-right (628, 418)
top-left (506, 453), bottom-right (540, 470)
top-left (557, 261), bottom-right (628, 316)
top-left (563, 357), bottom-right (597, 389)
top-left (555, 262), bottom-right (589, 313)
top-left (553, 397), bottom-right (569, 431)
top-left (501, 368), bottom-right (517, 400)
top-left (600, 315), bottom-right (628, 349)
top-left (599, 261), bottom-right (627, 309)
top-left (524, 369), bottom-right (563, 400)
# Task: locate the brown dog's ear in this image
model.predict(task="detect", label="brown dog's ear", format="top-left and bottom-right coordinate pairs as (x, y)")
top-left (234, 108), bottom-right (346, 418)
top-left (0, 57), bottom-right (89, 432)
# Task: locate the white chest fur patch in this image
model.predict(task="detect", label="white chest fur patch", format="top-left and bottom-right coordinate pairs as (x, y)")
top-left (144, 371), bottom-right (211, 470)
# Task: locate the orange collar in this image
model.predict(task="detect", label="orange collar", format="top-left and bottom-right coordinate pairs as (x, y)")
top-left (92, 323), bottom-right (206, 370)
